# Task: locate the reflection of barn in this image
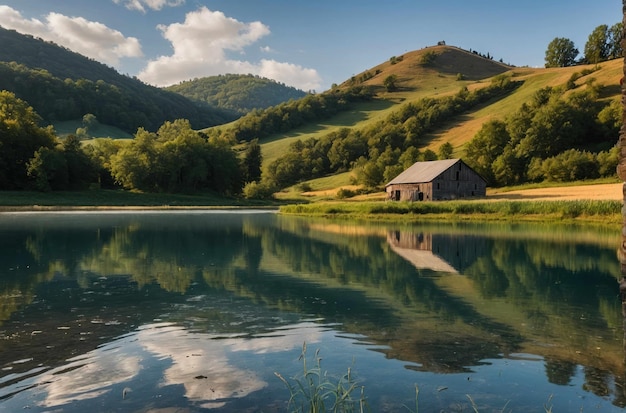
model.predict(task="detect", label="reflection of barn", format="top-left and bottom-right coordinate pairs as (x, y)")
top-left (387, 230), bottom-right (487, 274)
top-left (387, 231), bottom-right (458, 273)
top-left (385, 159), bottom-right (486, 201)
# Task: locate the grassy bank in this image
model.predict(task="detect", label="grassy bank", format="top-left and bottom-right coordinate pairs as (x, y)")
top-left (280, 199), bottom-right (623, 224)
top-left (0, 190), bottom-right (278, 210)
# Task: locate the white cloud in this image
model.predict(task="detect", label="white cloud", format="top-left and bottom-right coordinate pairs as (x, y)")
top-left (0, 6), bottom-right (143, 66)
top-left (138, 7), bottom-right (321, 91)
top-left (260, 45), bottom-right (274, 53)
top-left (113, 0), bottom-right (185, 13)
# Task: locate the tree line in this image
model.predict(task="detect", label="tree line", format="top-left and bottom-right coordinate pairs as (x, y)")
top-left (0, 61), bottom-right (234, 133)
top-left (545, 23), bottom-right (623, 67)
top-left (165, 74), bottom-right (307, 115)
top-left (248, 75), bottom-right (521, 195)
top-left (0, 91), bottom-right (260, 194)
top-left (464, 79), bottom-right (619, 187)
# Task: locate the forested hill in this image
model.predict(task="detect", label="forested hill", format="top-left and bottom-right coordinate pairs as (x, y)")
top-left (0, 26), bottom-right (237, 132)
top-left (165, 74), bottom-right (307, 115)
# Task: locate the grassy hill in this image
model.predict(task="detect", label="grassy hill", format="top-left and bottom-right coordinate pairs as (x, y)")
top-left (255, 45), bottom-right (622, 193)
top-left (0, 27), bottom-right (236, 132)
top-left (165, 74), bottom-right (307, 115)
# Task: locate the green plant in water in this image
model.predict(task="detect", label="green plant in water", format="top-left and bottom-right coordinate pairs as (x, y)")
top-left (275, 342), bottom-right (368, 413)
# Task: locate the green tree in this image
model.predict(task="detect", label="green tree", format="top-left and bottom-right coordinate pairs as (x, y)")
top-left (242, 139), bottom-right (262, 183)
top-left (0, 91), bottom-right (56, 189)
top-left (438, 142), bottom-right (453, 159)
top-left (26, 146), bottom-right (68, 191)
top-left (465, 120), bottom-right (510, 185)
top-left (110, 128), bottom-right (159, 191)
top-left (383, 75), bottom-right (398, 92)
top-left (584, 24), bottom-right (609, 65)
top-left (63, 134), bottom-right (97, 190)
top-left (544, 37), bottom-right (579, 67)
top-left (607, 22), bottom-right (624, 59)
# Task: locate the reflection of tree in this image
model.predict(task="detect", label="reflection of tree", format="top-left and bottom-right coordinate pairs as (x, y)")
top-left (544, 356), bottom-right (576, 385)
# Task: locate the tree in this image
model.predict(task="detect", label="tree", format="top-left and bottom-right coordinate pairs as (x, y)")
top-left (584, 25), bottom-right (609, 65)
top-left (242, 139), bottom-right (262, 183)
top-left (544, 37), bottom-right (579, 67)
top-left (0, 91), bottom-right (56, 189)
top-left (383, 75), bottom-right (398, 92)
top-left (465, 120), bottom-right (510, 185)
top-left (607, 22), bottom-right (624, 59)
top-left (438, 142), bottom-right (453, 159)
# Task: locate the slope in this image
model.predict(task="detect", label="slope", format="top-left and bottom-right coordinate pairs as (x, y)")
top-left (165, 74), bottom-right (307, 115)
top-left (258, 46), bottom-right (622, 187)
top-left (0, 27), bottom-right (236, 132)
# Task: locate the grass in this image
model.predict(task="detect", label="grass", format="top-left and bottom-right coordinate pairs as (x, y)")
top-left (279, 199), bottom-right (622, 224)
top-left (278, 343), bottom-right (557, 413)
top-left (275, 343), bottom-right (367, 413)
top-left (259, 49), bottom-right (621, 172)
top-left (52, 120), bottom-right (133, 139)
top-left (0, 189), bottom-right (278, 209)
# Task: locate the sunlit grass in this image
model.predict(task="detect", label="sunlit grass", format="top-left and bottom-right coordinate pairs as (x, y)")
top-left (0, 189), bottom-right (276, 208)
top-left (280, 199), bottom-right (622, 224)
top-left (275, 342), bottom-right (367, 413)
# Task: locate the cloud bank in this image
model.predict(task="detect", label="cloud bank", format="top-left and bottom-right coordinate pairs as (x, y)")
top-left (138, 7), bottom-right (321, 90)
top-left (0, 6), bottom-right (143, 66)
top-left (113, 0), bottom-right (186, 13)
top-left (0, 5), bottom-right (321, 91)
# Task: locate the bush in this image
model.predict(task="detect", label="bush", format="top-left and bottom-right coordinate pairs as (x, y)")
top-left (243, 181), bottom-right (276, 199)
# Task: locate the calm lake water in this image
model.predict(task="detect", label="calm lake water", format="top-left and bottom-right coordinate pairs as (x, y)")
top-left (0, 210), bottom-right (624, 412)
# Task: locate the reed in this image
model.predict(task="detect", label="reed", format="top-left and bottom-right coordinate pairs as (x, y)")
top-left (275, 342), bottom-right (368, 413)
top-left (279, 200), bottom-right (621, 223)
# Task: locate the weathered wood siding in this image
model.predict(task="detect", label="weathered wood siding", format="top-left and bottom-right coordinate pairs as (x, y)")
top-left (386, 160), bottom-right (485, 201)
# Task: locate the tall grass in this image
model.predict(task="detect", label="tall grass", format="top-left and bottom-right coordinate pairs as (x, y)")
top-left (275, 343), bottom-right (368, 413)
top-left (279, 200), bottom-right (621, 223)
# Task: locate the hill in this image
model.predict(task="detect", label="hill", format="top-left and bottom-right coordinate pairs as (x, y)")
top-left (0, 27), bottom-right (236, 132)
top-left (165, 74), bottom-right (307, 115)
top-left (217, 45), bottom-right (621, 195)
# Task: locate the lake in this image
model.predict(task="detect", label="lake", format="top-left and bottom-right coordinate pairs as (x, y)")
top-left (0, 210), bottom-right (624, 412)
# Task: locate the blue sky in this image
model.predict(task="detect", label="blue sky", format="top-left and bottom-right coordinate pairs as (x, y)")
top-left (0, 0), bottom-right (620, 92)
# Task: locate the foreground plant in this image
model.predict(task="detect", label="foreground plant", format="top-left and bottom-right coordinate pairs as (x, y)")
top-left (275, 342), bottom-right (368, 413)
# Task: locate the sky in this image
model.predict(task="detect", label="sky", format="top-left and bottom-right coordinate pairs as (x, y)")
top-left (0, 0), bottom-right (621, 92)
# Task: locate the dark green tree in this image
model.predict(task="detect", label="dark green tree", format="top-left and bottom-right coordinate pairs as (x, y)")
top-left (584, 24), bottom-right (609, 65)
top-left (438, 142), bottom-right (453, 159)
top-left (0, 91), bottom-right (56, 189)
top-left (544, 37), bottom-right (579, 67)
top-left (607, 22), bottom-right (624, 59)
top-left (63, 134), bottom-right (97, 190)
top-left (26, 146), bottom-right (68, 191)
top-left (383, 75), bottom-right (398, 92)
top-left (242, 138), bottom-right (262, 183)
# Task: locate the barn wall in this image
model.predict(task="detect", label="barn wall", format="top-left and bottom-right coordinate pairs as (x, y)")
top-left (386, 161), bottom-right (486, 201)
top-left (432, 161), bottom-right (485, 200)
top-left (386, 183), bottom-right (433, 201)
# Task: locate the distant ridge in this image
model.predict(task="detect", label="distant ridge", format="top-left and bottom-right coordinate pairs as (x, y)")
top-left (0, 26), bottom-right (235, 131)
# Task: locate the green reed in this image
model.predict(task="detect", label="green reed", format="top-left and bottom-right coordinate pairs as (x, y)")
top-left (275, 342), bottom-right (368, 413)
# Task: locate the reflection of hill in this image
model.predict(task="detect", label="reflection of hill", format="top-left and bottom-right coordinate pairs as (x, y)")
top-left (0, 213), bottom-right (624, 404)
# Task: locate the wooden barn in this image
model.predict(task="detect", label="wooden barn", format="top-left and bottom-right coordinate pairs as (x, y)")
top-left (385, 159), bottom-right (486, 201)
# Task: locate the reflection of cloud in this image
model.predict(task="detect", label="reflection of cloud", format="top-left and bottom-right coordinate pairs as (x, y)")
top-left (14, 321), bottom-right (326, 410)
top-left (36, 343), bottom-right (141, 408)
top-left (137, 323), bottom-right (267, 408)
top-left (230, 322), bottom-right (323, 354)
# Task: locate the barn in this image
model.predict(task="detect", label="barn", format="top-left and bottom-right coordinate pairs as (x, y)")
top-left (385, 159), bottom-right (486, 201)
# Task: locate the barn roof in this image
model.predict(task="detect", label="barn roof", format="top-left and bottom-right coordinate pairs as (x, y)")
top-left (386, 159), bottom-right (461, 186)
